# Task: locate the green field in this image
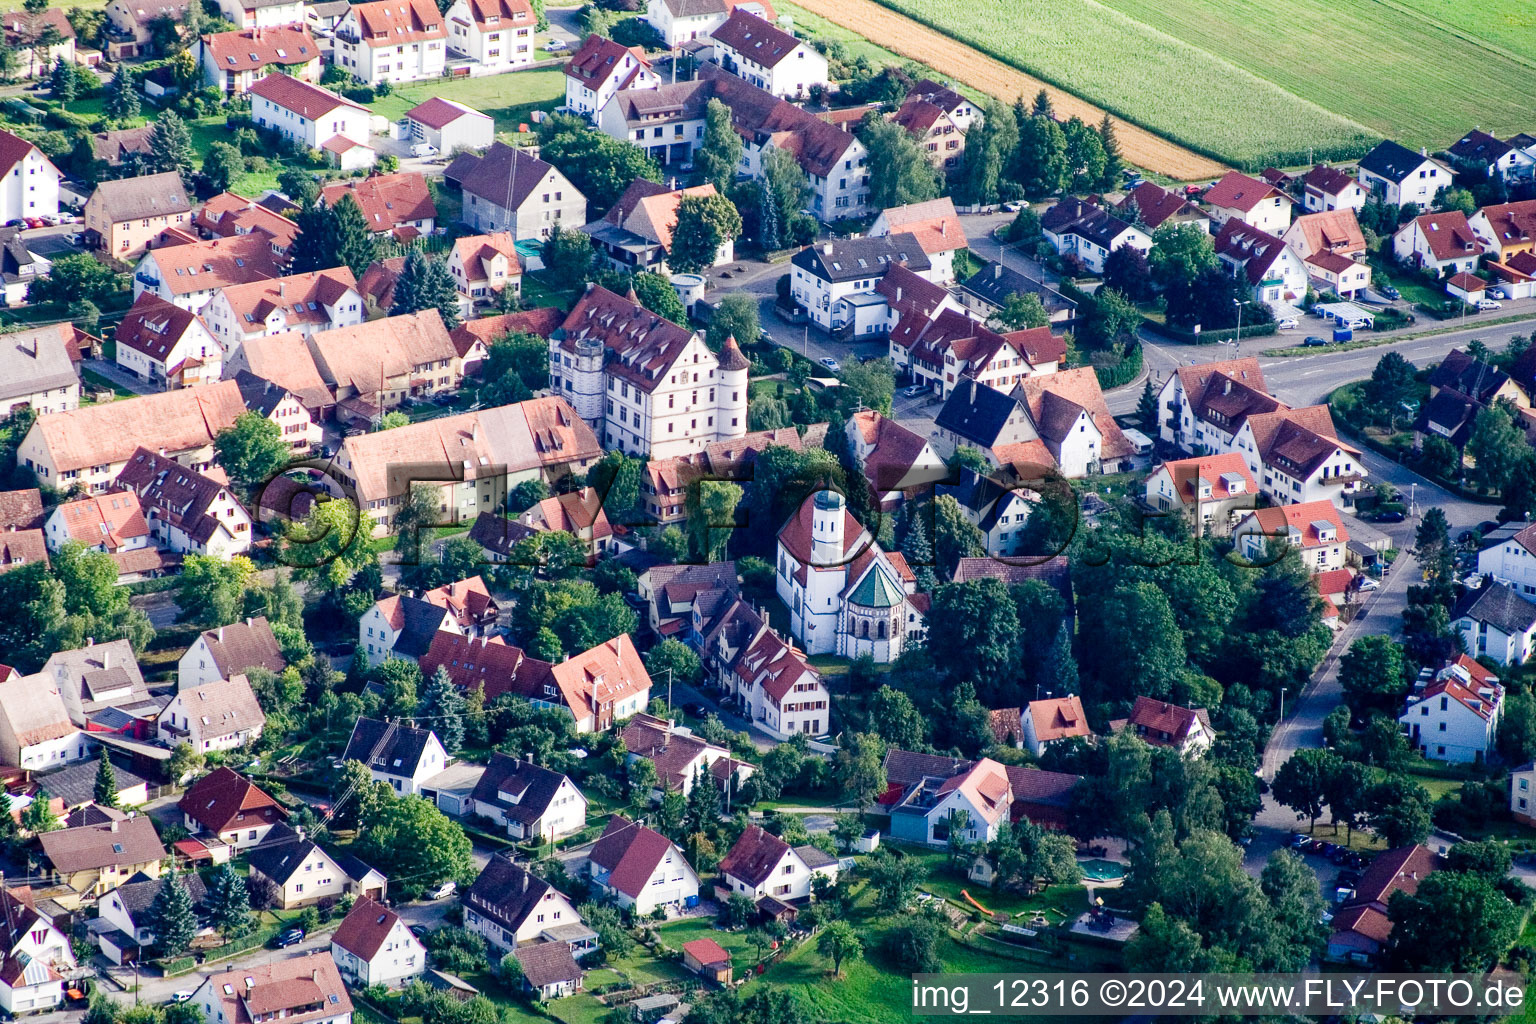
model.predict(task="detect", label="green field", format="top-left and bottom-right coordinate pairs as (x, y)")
top-left (366, 69), bottom-right (567, 140)
top-left (873, 0), bottom-right (1536, 169)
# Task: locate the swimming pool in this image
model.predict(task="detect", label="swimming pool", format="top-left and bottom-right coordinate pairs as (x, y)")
top-left (1079, 858), bottom-right (1127, 881)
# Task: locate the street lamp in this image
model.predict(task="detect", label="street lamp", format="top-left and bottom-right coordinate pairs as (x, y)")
top-left (1233, 298), bottom-right (1252, 353)
top-left (1279, 686), bottom-right (1288, 723)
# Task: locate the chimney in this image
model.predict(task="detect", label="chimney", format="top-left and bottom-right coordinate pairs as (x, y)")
top-left (821, 242), bottom-right (833, 255)
top-left (522, 873), bottom-right (529, 893)
top-left (278, 281), bottom-right (286, 297)
top-left (993, 264), bottom-right (1002, 279)
top-left (312, 968), bottom-right (318, 982)
top-left (217, 627), bottom-right (224, 643)
top-left (110, 820), bottom-right (119, 832)
top-left (895, 286), bottom-right (902, 302)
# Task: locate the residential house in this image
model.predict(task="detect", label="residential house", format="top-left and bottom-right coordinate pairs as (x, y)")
top-left (1143, 452), bottom-right (1258, 537)
top-left (447, 232), bottom-right (522, 312)
top-left (199, 25), bottom-right (321, 94)
top-left (636, 561), bottom-right (739, 635)
top-left (248, 74), bottom-right (374, 169)
top-left (598, 80), bottom-right (713, 169)
top-left (342, 718), bottom-right (449, 795)
top-left (1448, 130), bottom-right (1535, 183)
top-left (104, 0), bottom-right (190, 58)
top-left (17, 379), bottom-right (246, 493)
top-left (331, 396), bottom-right (602, 537)
top-left (0, 527), bottom-right (48, 575)
top-left (0, 488), bottom-right (42, 529)
top-left (464, 854), bottom-right (591, 953)
top-left (699, 598), bottom-right (832, 739)
top-left (775, 489), bottom-right (926, 663)
top-left (320, 173), bottom-right (437, 240)
top-left (937, 467), bottom-right (1041, 557)
top-left (333, 0), bottom-right (448, 84)
top-left (37, 815), bottom-right (165, 898)
top-left (232, 370), bottom-right (323, 452)
top-left (1115, 696), bottom-right (1213, 756)
top-left (587, 814), bottom-right (700, 915)
top-left (1116, 181), bottom-right (1210, 232)
top-left (886, 756), bottom-right (1015, 846)
top-left (468, 753), bottom-right (587, 841)
top-left (203, 267), bottom-right (364, 353)
top-left (1213, 219), bottom-right (1308, 305)
top-left (1393, 210), bottom-right (1484, 277)
top-left (221, 331), bottom-right (336, 422)
top-left (1302, 164), bottom-right (1369, 213)
top-left (179, 766), bottom-right (287, 849)
top-left (845, 409), bottom-right (946, 509)
top-left (444, 142), bottom-right (587, 239)
top-left (84, 172), bottom-right (192, 259)
top-left (868, 197), bottom-right (965, 283)
top-left (930, 378), bottom-right (1045, 469)
top-left (158, 675), bottom-right (267, 754)
top-left (1357, 140), bottom-right (1452, 207)
top-left (564, 33), bottom-right (656, 116)
top-left (1478, 522), bottom-right (1536, 599)
top-left (178, 617), bottom-right (286, 690)
top-left (642, 0), bottom-right (728, 45)
top-left (113, 295), bottom-right (223, 389)
top-left (1202, 170), bottom-right (1294, 234)
top-left (332, 897), bottom-right (427, 988)
top-left (245, 823), bottom-right (349, 908)
top-left (957, 261), bottom-right (1076, 327)
top-left (133, 232), bottom-right (283, 313)
top-left (511, 943), bottom-right (584, 1000)
top-left (190, 952), bottom-right (353, 1024)
top-left (620, 713), bottom-right (753, 797)
top-left (404, 97), bottom-right (497, 153)
top-left (717, 824), bottom-right (838, 903)
top-left (2, 9), bottom-right (76, 78)
top-left (307, 309), bottom-right (461, 424)
top-left (1018, 696), bottom-right (1091, 758)
top-left (1040, 198), bottom-right (1152, 275)
top-left (87, 127), bottom-right (156, 173)
top-left (0, 887), bottom-right (72, 1014)
top-left (1400, 657), bottom-right (1503, 763)
top-left (931, 371), bottom-right (1131, 478)
top-left (583, 181), bottom-right (732, 276)
top-left (359, 596), bottom-right (460, 667)
top-left (42, 491), bottom-right (152, 556)
top-left (892, 96), bottom-right (967, 179)
top-left (1234, 501), bottom-right (1350, 573)
top-left (1428, 347), bottom-right (1528, 407)
top-left (442, 0), bottom-right (536, 74)
top-left (640, 425), bottom-right (818, 524)
top-left (1513, 759), bottom-right (1536, 826)
top-left (1468, 200), bottom-right (1536, 262)
top-left (216, 0), bottom-right (306, 26)
top-left (1327, 845), bottom-right (1437, 963)
top-left (1453, 583), bottom-right (1536, 665)
top-left (1283, 209), bottom-right (1371, 298)
top-left (550, 283), bottom-right (748, 459)
top-left (0, 225), bottom-right (52, 308)
top-left (94, 871), bottom-right (209, 965)
top-left (0, 326), bottom-right (79, 416)
top-left (35, 756), bottom-right (151, 811)
top-left (708, 10), bottom-right (826, 99)
top-left (517, 488), bottom-right (616, 560)
top-left (39, 639), bottom-right (151, 731)
top-left (789, 234), bottom-right (933, 334)
top-left (0, 129), bottom-right (60, 226)
top-left (901, 78), bottom-right (977, 130)
top-left (0, 672), bottom-right (90, 769)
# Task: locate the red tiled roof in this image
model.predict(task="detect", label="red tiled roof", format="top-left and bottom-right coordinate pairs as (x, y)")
top-left (1204, 170), bottom-right (1287, 213)
top-left (1155, 451), bottom-right (1257, 504)
top-left (321, 173), bottom-right (436, 234)
top-left (588, 815), bottom-right (682, 899)
top-left (564, 33), bottom-right (650, 90)
top-left (249, 73), bottom-right (363, 117)
top-left (179, 766), bottom-right (286, 833)
top-left (1244, 499), bottom-right (1348, 547)
top-left (347, 0), bottom-right (446, 45)
top-left (201, 25), bottom-right (318, 72)
top-left (1407, 211), bottom-right (1483, 263)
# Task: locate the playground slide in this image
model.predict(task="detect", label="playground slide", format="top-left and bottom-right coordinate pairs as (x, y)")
top-left (959, 889), bottom-right (994, 917)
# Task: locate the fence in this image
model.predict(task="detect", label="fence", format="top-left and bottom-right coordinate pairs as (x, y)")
top-left (1144, 320), bottom-right (1279, 345)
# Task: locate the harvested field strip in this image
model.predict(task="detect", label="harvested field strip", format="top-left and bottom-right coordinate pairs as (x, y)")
top-left (866, 0), bottom-right (1376, 169)
top-left (786, 0), bottom-right (1228, 181)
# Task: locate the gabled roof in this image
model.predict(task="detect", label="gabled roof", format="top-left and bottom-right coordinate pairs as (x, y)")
top-left (1473, 199), bottom-right (1536, 250)
top-left (109, 870), bottom-right (207, 922)
top-left (1242, 499), bottom-right (1348, 547)
top-left (874, 198), bottom-right (964, 255)
top-left (1203, 170), bottom-right (1289, 213)
top-left (193, 192), bottom-right (299, 252)
top-left (1040, 198), bottom-right (1138, 251)
top-left (1453, 582), bottom-right (1536, 636)
top-left (1247, 405), bottom-right (1356, 480)
top-left (1153, 451), bottom-right (1257, 504)
top-left (344, 0), bottom-right (445, 44)
top-left (522, 488), bottom-right (613, 540)
top-left (513, 941), bottom-right (583, 988)
top-left (38, 814), bottom-right (165, 874)
top-left (320, 173), bottom-right (437, 233)
top-left (201, 25), bottom-right (318, 72)
top-left (711, 10), bottom-right (802, 68)
top-left (114, 295), bottom-right (210, 364)
top-left (1359, 140), bottom-right (1443, 184)
top-left (694, 63), bottom-right (859, 179)
top-left (28, 379), bottom-right (246, 473)
top-left (0, 672), bottom-right (73, 747)
top-left (90, 126), bottom-right (155, 168)
top-left (200, 949), bottom-right (352, 1024)
top-left (594, 181), bottom-right (717, 252)
top-left (1117, 182), bottom-right (1206, 229)
top-left (682, 938), bottom-right (730, 966)
top-left (0, 325), bottom-right (80, 403)
top-left (848, 410), bottom-right (937, 494)
top-left (547, 634), bottom-right (651, 723)
top-left (231, 332), bottom-right (332, 412)
top-left (406, 97), bottom-right (488, 130)
top-left (343, 717), bottom-right (441, 777)
top-left (1124, 696), bottom-right (1209, 746)
top-left (564, 33), bottom-right (651, 90)
top-left (179, 765), bottom-right (285, 834)
top-left (0, 489), bottom-right (43, 530)
top-left (959, 261), bottom-right (1076, 316)
top-left (934, 378), bottom-right (1021, 448)
top-left (1302, 164), bottom-right (1359, 198)
top-left (791, 233), bottom-right (930, 283)
top-left (308, 309), bottom-right (457, 395)
top-left (464, 855), bottom-right (564, 930)
top-left (332, 897), bottom-right (409, 962)
top-left (49, 490), bottom-right (150, 550)
top-left (217, 267), bottom-right (359, 336)
top-left (1410, 671), bottom-right (1501, 722)
top-left (249, 73), bottom-right (364, 117)
top-left (117, 446), bottom-right (250, 547)
top-left (1448, 130), bottom-right (1513, 166)
top-left (588, 815), bottom-right (686, 899)
top-left (1428, 349), bottom-right (1510, 405)
top-left (1015, 367), bottom-right (1132, 458)
top-left (446, 142), bottom-right (571, 215)
top-left (244, 822), bottom-right (335, 884)
top-left (167, 675), bottom-right (266, 743)
top-left (1290, 209), bottom-right (1366, 256)
top-left (195, 617), bottom-right (286, 678)
top-left (718, 824), bottom-right (791, 886)
top-left (1213, 219), bottom-right (1291, 285)
top-left (934, 757), bottom-right (1012, 825)
top-left (451, 231), bottom-right (522, 286)
top-left (1025, 696), bottom-right (1091, 743)
top-left (449, 307), bottom-right (563, 359)
top-left (0, 527), bottom-right (46, 572)
top-left (1404, 210), bottom-right (1483, 262)
top-left (469, 753), bottom-right (574, 825)
top-left (556, 284), bottom-right (697, 396)
top-left (89, 171), bottom-right (191, 223)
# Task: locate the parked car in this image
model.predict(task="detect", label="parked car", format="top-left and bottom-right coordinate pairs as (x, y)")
top-left (1276, 317), bottom-right (1299, 330)
top-left (1125, 177), bottom-right (1146, 189)
top-left (1379, 284), bottom-right (1400, 299)
top-left (169, 993), bottom-right (194, 1004)
top-left (409, 925), bottom-right (429, 939)
top-left (544, 39), bottom-right (567, 51)
top-left (900, 384), bottom-right (926, 397)
top-left (1489, 288), bottom-right (1509, 300)
top-left (1303, 336), bottom-right (1329, 347)
top-left (1478, 298), bottom-right (1503, 311)
top-left (819, 356), bottom-right (841, 372)
top-left (410, 142), bottom-right (439, 158)
top-left (430, 881), bottom-right (457, 900)
top-left (272, 928), bottom-right (305, 948)
top-left (1183, 183), bottom-right (1205, 197)
top-left (1290, 833), bottom-right (1311, 849)
top-left (682, 702), bottom-right (710, 717)
top-left (1001, 201), bottom-right (1022, 212)
top-left (1375, 510), bottom-right (1406, 523)
top-left (1357, 577), bottom-right (1380, 591)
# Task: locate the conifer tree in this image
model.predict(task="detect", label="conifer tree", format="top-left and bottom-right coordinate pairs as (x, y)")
top-left (21, 788), bottom-right (59, 833)
top-left (104, 68), bottom-right (140, 121)
top-left (93, 751), bottom-right (118, 808)
top-left (417, 665), bottom-right (466, 754)
top-left (900, 514), bottom-right (939, 592)
top-left (49, 57), bottom-right (75, 102)
top-left (328, 194), bottom-right (376, 279)
top-left (149, 871), bottom-right (197, 956)
top-left (205, 863), bottom-right (254, 939)
top-left (1136, 377), bottom-right (1158, 432)
top-left (149, 109), bottom-right (195, 188)
top-left (390, 249), bottom-right (461, 329)
top-left (1098, 113), bottom-right (1124, 189)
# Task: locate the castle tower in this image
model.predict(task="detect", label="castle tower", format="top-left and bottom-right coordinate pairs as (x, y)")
top-left (716, 334), bottom-right (750, 441)
top-left (564, 335), bottom-right (606, 433)
top-left (810, 489), bottom-right (845, 567)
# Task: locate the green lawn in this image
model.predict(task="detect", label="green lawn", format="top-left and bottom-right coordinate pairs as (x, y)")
top-left (654, 917), bottom-right (761, 963)
top-left (366, 69), bottom-right (567, 140)
top-left (891, 844), bottom-right (1091, 922)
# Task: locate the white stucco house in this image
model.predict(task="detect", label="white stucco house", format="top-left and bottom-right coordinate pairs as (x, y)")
top-left (248, 74), bottom-right (375, 170)
top-left (0, 128), bottom-right (61, 225)
top-left (1453, 582), bottom-right (1536, 666)
top-left (332, 897), bottom-right (427, 988)
top-left (342, 718), bottom-right (449, 795)
top-left (1399, 656), bottom-right (1503, 763)
top-left (717, 825), bottom-right (838, 903)
top-left (587, 815), bottom-right (700, 915)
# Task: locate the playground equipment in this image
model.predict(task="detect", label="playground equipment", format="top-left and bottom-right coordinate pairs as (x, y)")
top-left (960, 889), bottom-right (995, 917)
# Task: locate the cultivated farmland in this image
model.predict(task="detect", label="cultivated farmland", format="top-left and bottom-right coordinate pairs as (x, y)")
top-left (868, 0), bottom-right (1378, 168)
